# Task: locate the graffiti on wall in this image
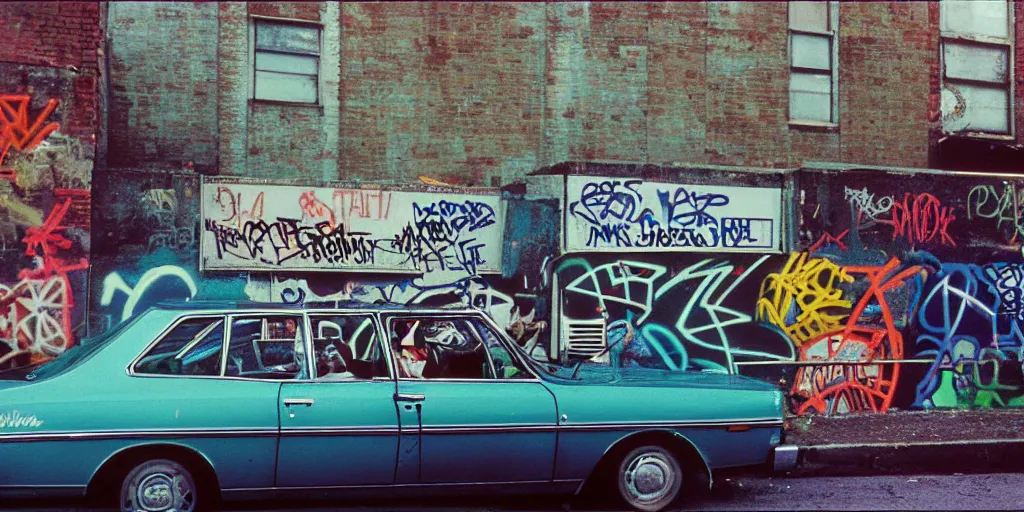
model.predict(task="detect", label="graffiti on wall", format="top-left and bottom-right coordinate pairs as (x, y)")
top-left (554, 255), bottom-right (795, 373)
top-left (0, 90), bottom-right (92, 371)
top-left (200, 181), bottom-right (503, 275)
top-left (565, 176), bottom-right (781, 252)
top-left (0, 94), bottom-right (61, 179)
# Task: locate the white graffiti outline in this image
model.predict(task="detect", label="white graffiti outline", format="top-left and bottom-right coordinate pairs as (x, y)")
top-left (563, 261), bottom-right (667, 324)
top-left (655, 255), bottom-right (792, 369)
top-left (100, 265), bottom-right (199, 321)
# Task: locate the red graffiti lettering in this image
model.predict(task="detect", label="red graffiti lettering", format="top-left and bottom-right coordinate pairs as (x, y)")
top-left (215, 186), bottom-right (264, 229)
top-left (0, 199), bottom-right (88, 369)
top-left (299, 190), bottom-right (336, 229)
top-left (808, 229), bottom-right (849, 254)
top-left (880, 193), bottom-right (957, 246)
top-left (0, 95), bottom-right (61, 177)
top-left (332, 189), bottom-right (392, 223)
top-left (792, 257), bottom-right (924, 415)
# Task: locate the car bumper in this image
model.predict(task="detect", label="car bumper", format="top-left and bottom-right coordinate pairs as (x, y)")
top-left (770, 445), bottom-right (801, 473)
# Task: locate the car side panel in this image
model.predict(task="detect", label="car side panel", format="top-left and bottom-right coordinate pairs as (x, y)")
top-left (546, 382), bottom-right (782, 481)
top-left (0, 438), bottom-right (277, 489)
top-left (0, 368), bottom-right (281, 490)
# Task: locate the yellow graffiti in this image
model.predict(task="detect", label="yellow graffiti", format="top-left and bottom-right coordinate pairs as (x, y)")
top-left (757, 253), bottom-right (854, 346)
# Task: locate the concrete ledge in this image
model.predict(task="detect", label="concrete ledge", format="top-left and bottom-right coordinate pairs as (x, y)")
top-left (781, 439), bottom-right (1024, 478)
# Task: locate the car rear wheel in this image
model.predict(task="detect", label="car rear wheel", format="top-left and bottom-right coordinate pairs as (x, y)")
top-left (616, 445), bottom-right (683, 512)
top-left (120, 459), bottom-right (198, 512)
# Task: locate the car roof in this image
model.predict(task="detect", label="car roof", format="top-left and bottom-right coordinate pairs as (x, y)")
top-left (148, 299), bottom-right (477, 313)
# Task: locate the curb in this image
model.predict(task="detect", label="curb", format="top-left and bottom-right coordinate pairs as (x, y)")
top-left (779, 439), bottom-right (1024, 478)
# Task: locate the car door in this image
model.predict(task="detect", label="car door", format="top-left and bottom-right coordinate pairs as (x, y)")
top-left (272, 312), bottom-right (400, 488)
top-left (388, 313), bottom-right (558, 485)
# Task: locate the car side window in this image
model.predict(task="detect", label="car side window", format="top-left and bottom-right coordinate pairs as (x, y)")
top-left (389, 317), bottom-right (496, 380)
top-left (468, 318), bottom-right (532, 380)
top-left (134, 317), bottom-right (225, 376)
top-left (309, 315), bottom-right (390, 380)
top-left (225, 315), bottom-right (307, 380)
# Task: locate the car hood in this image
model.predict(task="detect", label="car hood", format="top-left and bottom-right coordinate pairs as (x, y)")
top-left (569, 364), bottom-right (780, 392)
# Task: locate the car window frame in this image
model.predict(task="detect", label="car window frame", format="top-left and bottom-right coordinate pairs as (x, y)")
top-left (306, 311), bottom-right (394, 382)
top-left (223, 312), bottom-right (312, 380)
top-left (127, 310), bottom-right (313, 382)
top-left (383, 312), bottom-right (541, 383)
top-left (128, 313), bottom-right (230, 379)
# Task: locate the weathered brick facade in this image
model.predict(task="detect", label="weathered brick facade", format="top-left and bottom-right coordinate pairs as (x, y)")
top-left (0, 1), bottom-right (101, 138)
top-left (99, 1), bottom-right (963, 183)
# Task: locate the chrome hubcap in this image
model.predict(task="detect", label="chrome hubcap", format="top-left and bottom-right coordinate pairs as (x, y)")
top-left (126, 465), bottom-right (195, 512)
top-left (623, 452), bottom-right (677, 504)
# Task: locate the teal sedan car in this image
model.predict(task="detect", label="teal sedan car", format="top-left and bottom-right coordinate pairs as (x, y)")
top-left (0, 301), bottom-right (798, 512)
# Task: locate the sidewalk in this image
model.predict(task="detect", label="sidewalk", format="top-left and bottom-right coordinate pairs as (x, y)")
top-left (780, 409), bottom-right (1024, 477)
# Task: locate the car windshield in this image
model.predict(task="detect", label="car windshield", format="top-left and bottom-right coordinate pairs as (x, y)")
top-left (20, 316), bottom-right (138, 381)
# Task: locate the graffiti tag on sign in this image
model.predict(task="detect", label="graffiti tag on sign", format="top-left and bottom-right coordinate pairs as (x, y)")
top-left (200, 182), bottom-right (503, 274)
top-left (565, 176), bottom-right (782, 252)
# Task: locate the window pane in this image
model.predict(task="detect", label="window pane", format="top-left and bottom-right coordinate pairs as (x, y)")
top-left (256, 21), bottom-right (320, 54)
top-left (255, 51), bottom-right (318, 76)
top-left (790, 72), bottom-right (832, 122)
top-left (225, 316), bottom-right (307, 379)
top-left (942, 82), bottom-right (1010, 133)
top-left (790, 1), bottom-right (829, 32)
top-left (792, 33), bottom-right (831, 70)
top-left (943, 42), bottom-right (1008, 83)
top-left (134, 317), bottom-right (225, 376)
top-left (469, 318), bottom-right (532, 380)
top-left (310, 315), bottom-right (389, 380)
top-left (254, 71), bottom-right (317, 103)
top-left (389, 318), bottom-right (492, 379)
top-left (941, 0), bottom-right (1009, 38)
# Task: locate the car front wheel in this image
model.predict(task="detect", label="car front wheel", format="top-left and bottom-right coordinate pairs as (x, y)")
top-left (121, 459), bottom-right (198, 512)
top-left (616, 445), bottom-right (683, 512)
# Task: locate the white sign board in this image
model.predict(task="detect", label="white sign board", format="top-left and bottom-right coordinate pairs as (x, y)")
top-left (566, 176), bottom-right (782, 252)
top-left (200, 181), bottom-right (504, 274)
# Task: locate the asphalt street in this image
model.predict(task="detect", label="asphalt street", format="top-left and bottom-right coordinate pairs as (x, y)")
top-left (5, 473), bottom-right (1023, 511)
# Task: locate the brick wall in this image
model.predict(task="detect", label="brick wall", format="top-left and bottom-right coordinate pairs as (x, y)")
top-left (838, 1), bottom-right (932, 168)
top-left (341, 2), bottom-right (545, 187)
top-left (106, 2), bottom-right (218, 170)
top-left (106, 1), bottom-right (942, 183)
top-left (0, 1), bottom-right (101, 138)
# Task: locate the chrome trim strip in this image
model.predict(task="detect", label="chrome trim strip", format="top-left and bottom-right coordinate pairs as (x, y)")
top-left (420, 424), bottom-right (558, 434)
top-left (0, 427), bottom-right (278, 443)
top-left (558, 417), bottom-right (783, 431)
top-left (0, 418), bottom-right (781, 442)
top-left (223, 478), bottom-right (585, 492)
top-left (280, 426), bottom-right (398, 436)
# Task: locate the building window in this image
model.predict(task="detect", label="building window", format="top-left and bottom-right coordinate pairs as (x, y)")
top-left (788, 1), bottom-right (838, 124)
top-left (940, 0), bottom-right (1013, 135)
top-left (253, 18), bottom-right (321, 104)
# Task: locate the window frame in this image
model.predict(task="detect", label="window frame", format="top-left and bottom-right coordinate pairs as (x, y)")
top-left (224, 312), bottom-right (311, 380)
top-left (248, 15), bottom-right (324, 106)
top-left (384, 313), bottom-right (541, 382)
top-left (938, 0), bottom-right (1015, 138)
top-left (307, 312), bottom-right (394, 381)
top-left (787, 1), bottom-right (840, 127)
top-left (128, 314), bottom-right (230, 379)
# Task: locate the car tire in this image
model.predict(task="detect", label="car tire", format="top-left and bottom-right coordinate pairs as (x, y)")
top-left (615, 445), bottom-right (684, 512)
top-left (120, 458), bottom-right (200, 512)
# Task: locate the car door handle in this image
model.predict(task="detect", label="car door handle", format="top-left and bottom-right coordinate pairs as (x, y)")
top-left (283, 398), bottom-right (315, 407)
top-left (394, 393), bottom-right (426, 403)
